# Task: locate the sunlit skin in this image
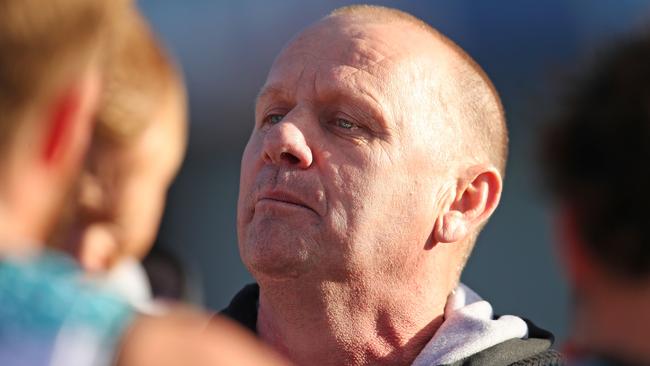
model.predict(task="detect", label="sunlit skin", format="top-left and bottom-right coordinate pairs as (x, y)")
top-left (52, 88), bottom-right (186, 271)
top-left (239, 19), bottom-right (456, 282)
top-left (237, 14), bottom-right (502, 366)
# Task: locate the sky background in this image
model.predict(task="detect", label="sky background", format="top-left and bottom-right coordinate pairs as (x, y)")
top-left (137, 0), bottom-right (650, 342)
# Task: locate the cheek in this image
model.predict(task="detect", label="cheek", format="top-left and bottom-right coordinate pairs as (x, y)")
top-left (320, 148), bottom-right (380, 231)
top-left (333, 147), bottom-right (432, 234)
top-left (112, 178), bottom-right (167, 258)
top-left (237, 134), bottom-right (265, 226)
top-left (239, 135), bottom-right (263, 191)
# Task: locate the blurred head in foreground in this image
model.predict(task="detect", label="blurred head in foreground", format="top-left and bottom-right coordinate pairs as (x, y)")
top-left (0, 1), bottom-right (288, 365)
top-left (50, 4), bottom-right (187, 271)
top-left (0, 0), bottom-right (117, 250)
top-left (543, 33), bottom-right (650, 364)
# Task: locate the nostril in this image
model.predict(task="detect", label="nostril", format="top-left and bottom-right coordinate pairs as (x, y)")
top-left (280, 152), bottom-right (301, 165)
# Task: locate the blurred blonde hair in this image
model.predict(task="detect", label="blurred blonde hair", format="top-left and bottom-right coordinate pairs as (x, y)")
top-left (0, 0), bottom-right (123, 150)
top-left (95, 5), bottom-right (185, 145)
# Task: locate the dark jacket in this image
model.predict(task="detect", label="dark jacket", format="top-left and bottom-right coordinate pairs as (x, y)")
top-left (221, 284), bottom-right (563, 366)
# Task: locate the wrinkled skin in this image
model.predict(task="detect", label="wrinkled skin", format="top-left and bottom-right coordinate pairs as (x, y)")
top-left (238, 19), bottom-right (460, 284)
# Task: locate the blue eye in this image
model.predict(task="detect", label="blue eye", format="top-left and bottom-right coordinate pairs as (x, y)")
top-left (336, 118), bottom-right (355, 129)
top-left (267, 114), bottom-right (284, 124)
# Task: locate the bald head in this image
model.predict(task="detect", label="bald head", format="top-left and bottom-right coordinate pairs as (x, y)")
top-left (325, 5), bottom-right (508, 176)
top-left (241, 5), bottom-right (506, 285)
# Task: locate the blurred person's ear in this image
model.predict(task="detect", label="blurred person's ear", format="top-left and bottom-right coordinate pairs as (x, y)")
top-left (71, 170), bottom-right (119, 271)
top-left (434, 165), bottom-right (502, 244)
top-left (77, 223), bottom-right (120, 272)
top-left (39, 69), bottom-right (102, 177)
top-left (7, 63), bottom-right (103, 244)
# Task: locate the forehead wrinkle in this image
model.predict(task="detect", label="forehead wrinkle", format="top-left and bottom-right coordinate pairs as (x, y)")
top-left (270, 47), bottom-right (391, 104)
top-left (288, 22), bottom-right (400, 77)
top-left (257, 58), bottom-right (312, 107)
top-left (263, 51), bottom-right (330, 99)
top-left (340, 33), bottom-right (394, 68)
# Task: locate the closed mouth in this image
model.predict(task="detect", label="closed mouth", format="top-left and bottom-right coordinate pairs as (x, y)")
top-left (257, 191), bottom-right (318, 215)
top-left (259, 197), bottom-right (310, 209)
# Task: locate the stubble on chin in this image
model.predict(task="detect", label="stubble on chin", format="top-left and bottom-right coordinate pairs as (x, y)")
top-left (239, 214), bottom-right (318, 281)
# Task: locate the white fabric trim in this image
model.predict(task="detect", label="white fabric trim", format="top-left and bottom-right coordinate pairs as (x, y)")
top-left (411, 283), bottom-right (529, 366)
top-left (90, 257), bottom-right (166, 315)
top-left (50, 326), bottom-right (112, 366)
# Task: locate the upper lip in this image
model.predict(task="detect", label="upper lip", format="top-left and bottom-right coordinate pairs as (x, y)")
top-left (257, 189), bottom-right (319, 215)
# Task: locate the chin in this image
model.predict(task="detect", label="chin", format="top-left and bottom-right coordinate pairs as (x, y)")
top-left (239, 224), bottom-right (316, 281)
top-left (243, 249), bottom-right (311, 281)
top-left (246, 257), bottom-right (307, 281)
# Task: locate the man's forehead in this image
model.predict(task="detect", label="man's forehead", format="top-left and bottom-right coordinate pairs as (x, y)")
top-left (280, 19), bottom-right (419, 71)
top-left (264, 51), bottom-right (388, 94)
top-left (305, 24), bottom-right (395, 61)
top-left (256, 17), bottom-right (462, 140)
top-left (262, 20), bottom-right (437, 98)
top-left (267, 18), bottom-right (452, 82)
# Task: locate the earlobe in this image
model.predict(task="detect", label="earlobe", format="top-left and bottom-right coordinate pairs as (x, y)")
top-left (433, 166), bottom-right (502, 244)
top-left (434, 210), bottom-right (469, 243)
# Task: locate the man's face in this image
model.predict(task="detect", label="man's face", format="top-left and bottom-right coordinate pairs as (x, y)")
top-left (238, 19), bottom-right (456, 281)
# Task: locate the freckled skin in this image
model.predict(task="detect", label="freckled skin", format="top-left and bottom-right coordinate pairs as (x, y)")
top-left (237, 20), bottom-right (455, 283)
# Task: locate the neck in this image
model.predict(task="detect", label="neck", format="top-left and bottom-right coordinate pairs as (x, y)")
top-left (0, 199), bottom-right (43, 256)
top-left (257, 275), bottom-right (447, 366)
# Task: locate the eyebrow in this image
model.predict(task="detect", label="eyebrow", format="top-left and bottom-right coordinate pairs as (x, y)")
top-left (255, 85), bottom-right (291, 107)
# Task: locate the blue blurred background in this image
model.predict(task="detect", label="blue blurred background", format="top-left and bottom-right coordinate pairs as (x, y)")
top-left (138, 0), bottom-right (650, 342)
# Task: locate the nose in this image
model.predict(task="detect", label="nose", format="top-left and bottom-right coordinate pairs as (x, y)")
top-left (262, 120), bottom-right (313, 169)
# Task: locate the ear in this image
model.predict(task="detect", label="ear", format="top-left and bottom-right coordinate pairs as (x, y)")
top-left (434, 165), bottom-right (502, 244)
top-left (79, 223), bottom-right (119, 272)
top-left (40, 68), bottom-right (101, 169)
top-left (42, 85), bottom-right (85, 164)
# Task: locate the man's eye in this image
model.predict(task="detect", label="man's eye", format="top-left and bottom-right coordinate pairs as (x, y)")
top-left (266, 114), bottom-right (284, 124)
top-left (336, 118), bottom-right (355, 129)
